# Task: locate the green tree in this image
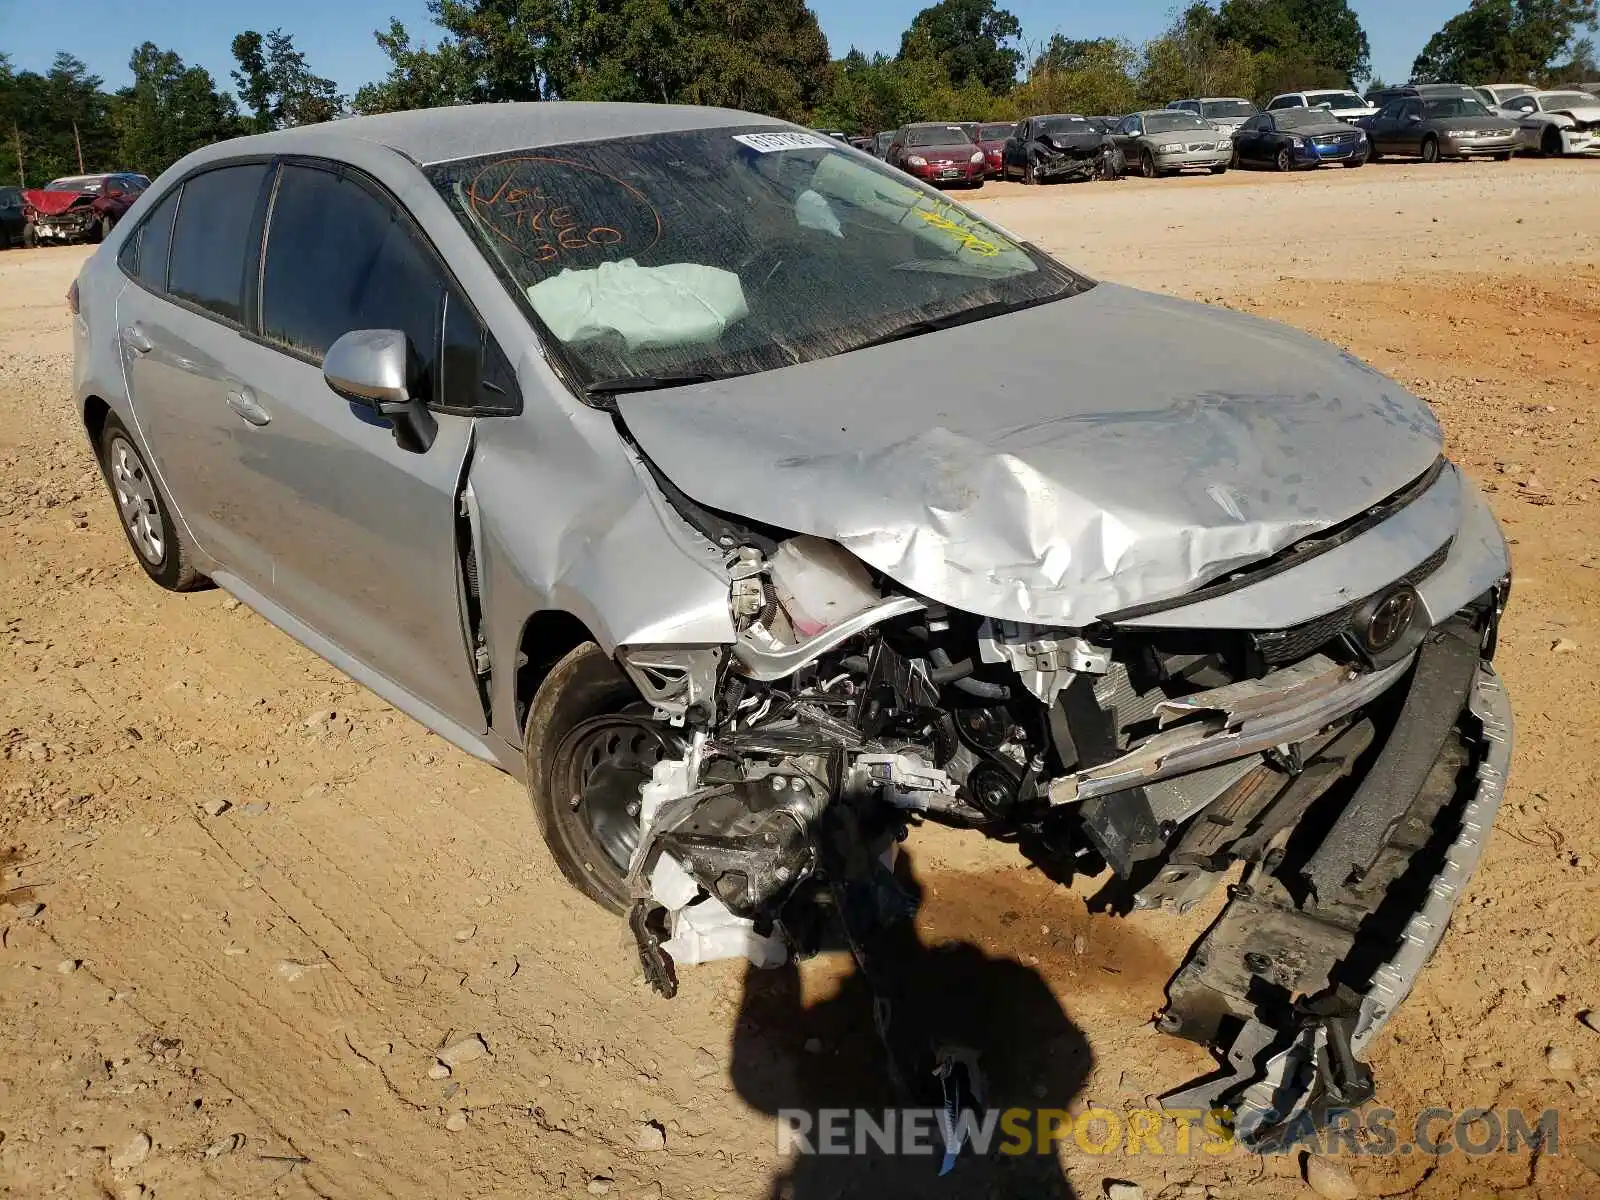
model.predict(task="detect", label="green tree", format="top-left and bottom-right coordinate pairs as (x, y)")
top-left (0, 53), bottom-right (119, 186)
top-left (1215, 0), bottom-right (1371, 84)
top-left (899, 0), bottom-right (1023, 94)
top-left (115, 43), bottom-right (244, 177)
top-left (1413, 0), bottom-right (1598, 83)
top-left (1016, 36), bottom-right (1139, 115)
top-left (231, 29), bottom-right (343, 129)
top-left (362, 0), bottom-right (831, 118)
top-left (352, 20), bottom-right (478, 113)
top-left (1139, 4), bottom-right (1259, 104)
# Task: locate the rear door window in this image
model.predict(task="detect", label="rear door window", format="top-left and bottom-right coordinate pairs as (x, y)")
top-left (166, 164), bottom-right (269, 324)
top-left (121, 185), bottom-right (182, 292)
top-left (260, 164), bottom-right (449, 403)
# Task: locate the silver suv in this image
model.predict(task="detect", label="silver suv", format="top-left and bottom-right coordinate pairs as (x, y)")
top-left (73, 102), bottom-right (1513, 1143)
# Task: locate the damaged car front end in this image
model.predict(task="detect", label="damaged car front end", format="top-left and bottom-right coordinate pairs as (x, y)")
top-left (424, 119), bottom-right (1514, 1148)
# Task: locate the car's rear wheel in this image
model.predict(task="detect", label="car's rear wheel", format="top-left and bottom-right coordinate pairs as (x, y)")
top-left (1275, 147), bottom-right (1296, 172)
top-left (1542, 126), bottom-right (1564, 157)
top-left (526, 643), bottom-right (683, 913)
top-left (1421, 136), bottom-right (1441, 163)
top-left (96, 413), bottom-right (206, 591)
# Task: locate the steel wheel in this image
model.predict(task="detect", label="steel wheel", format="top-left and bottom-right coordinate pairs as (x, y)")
top-left (107, 432), bottom-right (165, 565)
top-left (556, 712), bottom-right (681, 872)
top-left (1141, 148), bottom-right (1157, 178)
top-left (1421, 136), bottom-right (1440, 163)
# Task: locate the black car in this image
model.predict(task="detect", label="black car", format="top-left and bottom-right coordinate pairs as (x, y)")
top-left (1232, 108), bottom-right (1369, 170)
top-left (0, 187), bottom-right (25, 247)
top-left (1000, 114), bottom-right (1110, 182)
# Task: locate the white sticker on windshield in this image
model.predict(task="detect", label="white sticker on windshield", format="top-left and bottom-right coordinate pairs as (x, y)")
top-left (733, 131), bottom-right (832, 154)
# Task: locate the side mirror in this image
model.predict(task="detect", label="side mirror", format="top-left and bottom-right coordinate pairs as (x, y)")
top-left (1407, 114), bottom-right (1423, 124)
top-left (323, 329), bottom-right (437, 454)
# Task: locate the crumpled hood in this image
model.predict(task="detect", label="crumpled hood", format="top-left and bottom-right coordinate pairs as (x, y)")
top-left (618, 282), bottom-right (1444, 626)
top-left (22, 189), bottom-right (92, 216)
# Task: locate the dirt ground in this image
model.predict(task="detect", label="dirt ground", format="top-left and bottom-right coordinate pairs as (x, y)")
top-left (2, 158), bottom-right (1599, 1200)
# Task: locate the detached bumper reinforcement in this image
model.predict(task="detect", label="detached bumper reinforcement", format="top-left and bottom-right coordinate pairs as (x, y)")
top-left (1160, 662), bottom-right (1512, 1146)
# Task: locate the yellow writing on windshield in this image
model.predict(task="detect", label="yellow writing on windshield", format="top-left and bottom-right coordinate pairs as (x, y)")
top-left (913, 206), bottom-right (1001, 257)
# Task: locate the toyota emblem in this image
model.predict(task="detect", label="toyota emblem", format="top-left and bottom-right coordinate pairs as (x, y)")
top-left (1362, 586), bottom-right (1419, 654)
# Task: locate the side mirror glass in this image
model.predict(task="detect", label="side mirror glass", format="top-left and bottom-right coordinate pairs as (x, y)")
top-left (323, 329), bottom-right (437, 454)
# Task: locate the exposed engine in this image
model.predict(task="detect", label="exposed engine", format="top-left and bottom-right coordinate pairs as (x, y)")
top-left (617, 532), bottom-right (1510, 1148)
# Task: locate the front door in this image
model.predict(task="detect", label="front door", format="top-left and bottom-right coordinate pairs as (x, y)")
top-left (214, 162), bottom-right (486, 729)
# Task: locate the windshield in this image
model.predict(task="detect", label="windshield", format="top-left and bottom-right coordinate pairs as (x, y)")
top-left (979, 123), bottom-right (1017, 141)
top-left (1144, 113), bottom-right (1210, 133)
top-left (1308, 91), bottom-right (1366, 110)
top-left (1543, 93), bottom-right (1594, 108)
top-left (1200, 100), bottom-right (1256, 118)
top-left (873, 133), bottom-right (894, 152)
top-left (45, 177), bottom-right (102, 193)
top-left (906, 125), bottom-right (973, 147)
top-left (427, 128), bottom-right (1088, 395)
top-left (1275, 109), bottom-right (1338, 130)
top-left (1424, 97), bottom-right (1492, 118)
top-left (1037, 117), bottom-right (1089, 137)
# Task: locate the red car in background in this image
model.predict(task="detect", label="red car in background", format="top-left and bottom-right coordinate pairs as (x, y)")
top-left (887, 123), bottom-right (986, 188)
top-left (22, 173), bottom-right (151, 246)
top-left (959, 121), bottom-right (1020, 176)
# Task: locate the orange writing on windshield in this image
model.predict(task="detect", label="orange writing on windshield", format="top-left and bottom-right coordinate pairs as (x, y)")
top-left (468, 157), bottom-right (661, 267)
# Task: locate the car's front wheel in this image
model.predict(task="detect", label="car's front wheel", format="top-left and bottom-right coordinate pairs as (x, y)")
top-left (525, 643), bottom-right (683, 913)
top-left (96, 413), bottom-right (207, 591)
top-left (21, 224), bottom-right (36, 248)
top-left (1421, 136), bottom-right (1441, 163)
top-left (1275, 147), bottom-right (1296, 172)
top-left (1140, 148), bottom-right (1158, 178)
top-left (1542, 126), bottom-right (1564, 157)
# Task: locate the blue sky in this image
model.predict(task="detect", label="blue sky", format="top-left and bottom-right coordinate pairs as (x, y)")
top-left (1, 0), bottom-right (1502, 97)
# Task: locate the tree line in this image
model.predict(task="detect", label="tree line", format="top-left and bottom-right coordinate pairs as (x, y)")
top-left (2, 0), bottom-right (1594, 187)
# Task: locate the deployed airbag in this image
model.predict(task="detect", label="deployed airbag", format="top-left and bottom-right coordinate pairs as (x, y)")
top-left (528, 259), bottom-right (749, 350)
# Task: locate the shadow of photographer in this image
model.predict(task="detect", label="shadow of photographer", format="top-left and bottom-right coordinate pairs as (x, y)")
top-left (728, 847), bottom-right (1093, 1199)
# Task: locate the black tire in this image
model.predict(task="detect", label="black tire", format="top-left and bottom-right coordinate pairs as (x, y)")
top-left (1491, 151), bottom-right (1512, 162)
top-left (1343, 157), bottom-right (1364, 168)
top-left (1275, 147), bottom-right (1296, 172)
top-left (21, 224), bottom-right (37, 248)
top-left (525, 644), bottom-right (681, 913)
top-left (1368, 144), bottom-right (1383, 162)
top-left (1209, 164), bottom-right (1227, 175)
top-left (1140, 148), bottom-right (1157, 178)
top-left (1421, 136), bottom-right (1441, 163)
top-left (1542, 126), bottom-right (1563, 157)
top-left (91, 214), bottom-right (113, 244)
top-left (95, 413), bottom-right (207, 591)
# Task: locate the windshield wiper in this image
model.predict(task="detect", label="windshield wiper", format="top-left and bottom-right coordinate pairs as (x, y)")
top-left (849, 293), bottom-right (1067, 353)
top-left (583, 372), bottom-right (722, 397)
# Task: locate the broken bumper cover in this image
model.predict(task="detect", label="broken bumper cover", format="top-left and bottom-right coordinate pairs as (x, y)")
top-left (1161, 661), bottom-right (1512, 1146)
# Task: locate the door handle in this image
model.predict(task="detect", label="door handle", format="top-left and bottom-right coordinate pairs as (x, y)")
top-left (226, 390), bottom-right (271, 427)
top-left (122, 325), bottom-right (153, 355)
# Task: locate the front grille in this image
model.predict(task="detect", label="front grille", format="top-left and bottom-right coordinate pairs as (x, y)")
top-left (1254, 541), bottom-right (1452, 666)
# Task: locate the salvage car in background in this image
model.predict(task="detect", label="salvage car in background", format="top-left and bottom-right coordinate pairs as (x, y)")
top-left (1232, 108), bottom-right (1369, 170)
top-left (0, 187), bottom-right (25, 248)
top-left (1476, 82), bottom-right (1536, 109)
top-left (1497, 89), bottom-right (1600, 155)
top-left (1000, 114), bottom-right (1113, 182)
top-left (871, 130), bottom-right (895, 159)
top-left (1266, 89), bottom-right (1377, 124)
top-left (73, 103), bottom-right (1513, 1148)
top-left (1360, 91), bottom-right (1519, 161)
top-left (1167, 96), bottom-right (1259, 135)
top-left (958, 121), bottom-right (1018, 176)
top-left (22, 173), bottom-right (149, 245)
top-left (887, 122), bottom-right (986, 187)
top-left (1111, 109), bottom-right (1231, 176)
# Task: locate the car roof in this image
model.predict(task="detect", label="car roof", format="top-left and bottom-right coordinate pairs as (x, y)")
top-left (175, 102), bottom-right (788, 169)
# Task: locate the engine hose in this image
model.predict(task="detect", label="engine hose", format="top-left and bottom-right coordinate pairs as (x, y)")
top-left (757, 581), bottom-right (778, 628)
top-left (722, 673), bottom-right (747, 717)
top-left (929, 648), bottom-right (1011, 700)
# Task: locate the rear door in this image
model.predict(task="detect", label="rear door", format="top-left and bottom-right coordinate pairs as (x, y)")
top-left (208, 161), bottom-right (486, 727)
top-left (116, 162), bottom-right (277, 588)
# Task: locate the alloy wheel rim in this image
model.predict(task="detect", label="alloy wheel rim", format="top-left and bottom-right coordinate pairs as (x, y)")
top-left (108, 435), bottom-right (164, 564)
